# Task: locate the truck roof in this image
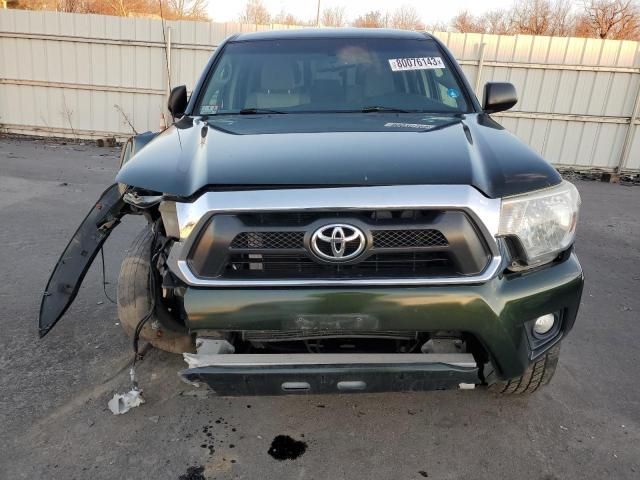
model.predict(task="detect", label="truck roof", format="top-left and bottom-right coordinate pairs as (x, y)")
top-left (232, 28), bottom-right (432, 42)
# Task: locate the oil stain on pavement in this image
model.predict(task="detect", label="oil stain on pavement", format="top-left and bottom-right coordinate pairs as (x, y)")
top-left (268, 435), bottom-right (308, 461)
top-left (178, 465), bottom-right (206, 480)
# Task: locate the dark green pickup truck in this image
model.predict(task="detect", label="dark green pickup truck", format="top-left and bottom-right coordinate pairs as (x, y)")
top-left (40, 29), bottom-right (583, 396)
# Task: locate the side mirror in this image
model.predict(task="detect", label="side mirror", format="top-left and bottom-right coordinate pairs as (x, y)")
top-left (483, 82), bottom-right (517, 113)
top-left (168, 85), bottom-right (188, 118)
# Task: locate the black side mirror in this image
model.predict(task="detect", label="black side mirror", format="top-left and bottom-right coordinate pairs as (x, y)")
top-left (483, 82), bottom-right (517, 113)
top-left (168, 85), bottom-right (188, 118)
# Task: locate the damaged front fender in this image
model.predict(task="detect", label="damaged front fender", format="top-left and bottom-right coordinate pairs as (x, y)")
top-left (38, 183), bottom-right (128, 337)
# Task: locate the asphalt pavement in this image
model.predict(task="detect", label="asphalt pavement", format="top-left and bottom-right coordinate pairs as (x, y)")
top-left (0, 135), bottom-right (639, 479)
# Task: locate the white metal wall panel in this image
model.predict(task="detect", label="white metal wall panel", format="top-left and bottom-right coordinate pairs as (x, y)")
top-left (1, 10), bottom-right (639, 171)
top-left (438, 30), bottom-right (640, 171)
top-left (0, 9), bottom-right (168, 137)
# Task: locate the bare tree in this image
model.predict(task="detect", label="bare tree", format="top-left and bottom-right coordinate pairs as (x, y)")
top-left (549, 0), bottom-right (576, 36)
top-left (510, 0), bottom-right (550, 34)
top-left (510, 0), bottom-right (575, 36)
top-left (14, 0), bottom-right (209, 19)
top-left (453, 3), bottom-right (576, 35)
top-left (104, 0), bottom-right (128, 16)
top-left (352, 10), bottom-right (385, 28)
top-left (239, 0), bottom-right (270, 24)
top-left (321, 6), bottom-right (346, 27)
top-left (580, 0), bottom-right (640, 39)
top-left (483, 9), bottom-right (512, 34)
top-left (424, 21), bottom-right (449, 32)
top-left (391, 5), bottom-right (423, 30)
top-left (7, 0), bottom-right (48, 9)
top-left (452, 10), bottom-right (485, 33)
top-left (89, 0), bottom-right (154, 17)
top-left (165, 0), bottom-right (208, 20)
top-left (272, 10), bottom-right (302, 25)
top-left (55, 0), bottom-right (86, 12)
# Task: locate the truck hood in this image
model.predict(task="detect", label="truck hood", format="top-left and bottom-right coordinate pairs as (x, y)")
top-left (116, 113), bottom-right (560, 199)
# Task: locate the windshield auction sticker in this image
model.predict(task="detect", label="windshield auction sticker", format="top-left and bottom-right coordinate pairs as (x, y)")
top-left (201, 105), bottom-right (219, 115)
top-left (388, 57), bottom-right (445, 71)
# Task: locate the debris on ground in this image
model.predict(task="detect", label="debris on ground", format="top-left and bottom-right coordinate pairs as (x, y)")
top-left (96, 137), bottom-right (117, 148)
top-left (620, 173), bottom-right (640, 185)
top-left (559, 168), bottom-right (640, 185)
top-left (107, 389), bottom-right (145, 415)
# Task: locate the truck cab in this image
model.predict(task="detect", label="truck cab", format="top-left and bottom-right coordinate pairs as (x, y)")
top-left (40, 29), bottom-right (583, 396)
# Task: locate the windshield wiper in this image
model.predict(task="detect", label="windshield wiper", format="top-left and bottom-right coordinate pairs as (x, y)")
top-left (361, 106), bottom-right (412, 113)
top-left (238, 108), bottom-right (288, 115)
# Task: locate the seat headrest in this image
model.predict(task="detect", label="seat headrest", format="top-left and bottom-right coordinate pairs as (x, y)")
top-left (261, 59), bottom-right (296, 92)
top-left (359, 64), bottom-right (395, 98)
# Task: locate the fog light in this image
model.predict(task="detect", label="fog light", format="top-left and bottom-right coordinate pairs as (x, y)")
top-left (533, 314), bottom-right (555, 336)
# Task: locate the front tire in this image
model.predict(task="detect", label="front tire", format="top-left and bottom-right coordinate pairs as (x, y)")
top-left (117, 226), bottom-right (194, 354)
top-left (487, 344), bottom-right (560, 395)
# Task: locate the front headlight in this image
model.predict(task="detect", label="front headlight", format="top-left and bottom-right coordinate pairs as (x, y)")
top-left (499, 181), bottom-right (580, 267)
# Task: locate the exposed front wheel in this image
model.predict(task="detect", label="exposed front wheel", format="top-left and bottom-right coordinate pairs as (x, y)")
top-left (117, 225), bottom-right (194, 354)
top-left (486, 344), bottom-right (560, 395)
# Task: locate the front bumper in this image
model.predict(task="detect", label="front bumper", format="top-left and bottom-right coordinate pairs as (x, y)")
top-left (183, 253), bottom-right (583, 380)
top-left (181, 353), bottom-right (478, 395)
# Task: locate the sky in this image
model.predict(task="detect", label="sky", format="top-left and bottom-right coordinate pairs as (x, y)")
top-left (208, 0), bottom-right (515, 25)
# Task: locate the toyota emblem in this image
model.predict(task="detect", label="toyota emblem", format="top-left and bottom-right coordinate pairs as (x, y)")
top-left (310, 224), bottom-right (366, 262)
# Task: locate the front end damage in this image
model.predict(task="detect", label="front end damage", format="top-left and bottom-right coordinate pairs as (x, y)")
top-left (39, 182), bottom-right (193, 353)
top-left (39, 183), bottom-right (126, 337)
top-left (39, 177), bottom-right (583, 397)
top-left (182, 347), bottom-right (479, 395)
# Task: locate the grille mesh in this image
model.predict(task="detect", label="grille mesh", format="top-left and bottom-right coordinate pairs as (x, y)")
top-left (230, 229), bottom-right (448, 250)
top-left (231, 231), bottom-right (304, 249)
top-left (225, 252), bottom-right (455, 279)
top-left (373, 229), bottom-right (448, 248)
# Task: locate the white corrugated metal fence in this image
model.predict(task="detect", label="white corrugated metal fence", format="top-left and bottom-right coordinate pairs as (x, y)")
top-left (1, 9), bottom-right (639, 171)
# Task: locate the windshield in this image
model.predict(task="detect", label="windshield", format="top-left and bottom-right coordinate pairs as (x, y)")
top-left (196, 37), bottom-right (471, 115)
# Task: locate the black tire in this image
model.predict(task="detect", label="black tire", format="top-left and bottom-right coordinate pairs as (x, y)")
top-left (487, 344), bottom-right (560, 395)
top-left (117, 226), bottom-right (194, 354)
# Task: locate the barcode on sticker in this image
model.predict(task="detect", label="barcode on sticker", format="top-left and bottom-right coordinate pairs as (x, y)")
top-left (389, 57), bottom-right (445, 71)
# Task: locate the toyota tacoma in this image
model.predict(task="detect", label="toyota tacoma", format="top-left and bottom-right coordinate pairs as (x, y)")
top-left (40, 29), bottom-right (583, 396)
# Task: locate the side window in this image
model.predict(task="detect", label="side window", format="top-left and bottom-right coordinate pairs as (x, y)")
top-left (201, 59), bottom-right (233, 111)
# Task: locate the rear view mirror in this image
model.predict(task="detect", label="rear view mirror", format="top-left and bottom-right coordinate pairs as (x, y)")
top-left (168, 85), bottom-right (188, 117)
top-left (483, 82), bottom-right (517, 113)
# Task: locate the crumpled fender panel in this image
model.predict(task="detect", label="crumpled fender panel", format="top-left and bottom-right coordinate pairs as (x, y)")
top-left (119, 131), bottom-right (158, 169)
top-left (38, 183), bottom-right (127, 337)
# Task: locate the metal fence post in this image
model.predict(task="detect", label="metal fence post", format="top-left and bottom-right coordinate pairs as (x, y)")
top-left (166, 26), bottom-right (172, 98)
top-left (474, 43), bottom-right (486, 98)
top-left (618, 69), bottom-right (640, 172)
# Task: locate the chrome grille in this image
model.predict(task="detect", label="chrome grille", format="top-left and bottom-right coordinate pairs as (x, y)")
top-left (186, 208), bottom-right (492, 282)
